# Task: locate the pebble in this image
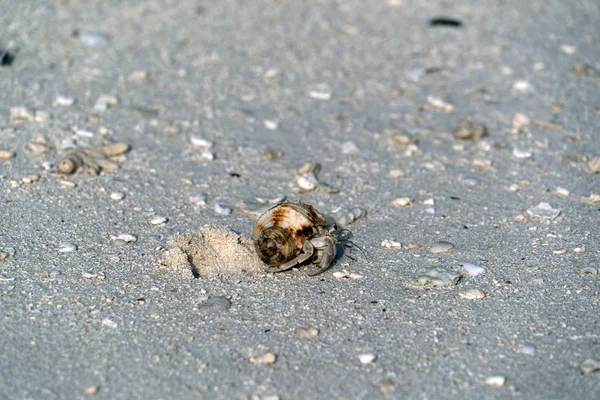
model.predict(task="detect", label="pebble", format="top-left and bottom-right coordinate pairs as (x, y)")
top-left (110, 191), bottom-right (125, 201)
top-left (472, 159), bottom-right (492, 168)
top-left (527, 202), bottom-right (561, 220)
top-left (263, 68), bottom-right (281, 82)
top-left (309, 89), bottom-right (332, 100)
top-left (82, 272), bottom-right (105, 280)
top-left (294, 327), bottom-right (319, 339)
top-left (392, 197), bottom-right (412, 208)
top-left (190, 135), bottom-right (213, 148)
top-left (573, 247), bottom-right (585, 254)
top-left (580, 359), bottom-right (600, 374)
top-left (485, 376), bottom-right (506, 387)
top-left (0, 150), bottom-right (15, 160)
top-left (358, 353), bottom-right (377, 364)
top-left (263, 120), bottom-right (279, 130)
top-left (453, 120), bottom-right (488, 140)
top-left (61, 180), bottom-right (77, 189)
top-left (407, 243), bottom-right (420, 250)
top-left (459, 262), bottom-right (486, 276)
top-left (560, 44), bottom-right (577, 55)
top-left (200, 151), bottom-right (215, 160)
top-left (430, 241), bottom-right (454, 253)
top-left (250, 352), bottom-right (276, 365)
top-left (332, 270), bottom-right (364, 279)
top-left (150, 215), bottom-right (168, 225)
top-left (83, 385), bottom-right (100, 396)
top-left (555, 187), bottom-right (570, 196)
top-left (578, 267), bottom-right (598, 276)
top-left (414, 266), bottom-right (461, 287)
top-left (512, 113), bottom-right (530, 134)
top-left (264, 148), bottom-right (284, 161)
top-left (189, 191), bottom-right (208, 206)
top-left (427, 96), bottom-right (454, 112)
top-left (505, 184), bottom-right (520, 192)
top-left (76, 129), bottom-right (95, 138)
top-left (213, 203), bottom-right (233, 215)
top-left (75, 31), bottom-right (110, 46)
top-left (387, 0), bottom-right (405, 7)
top-left (128, 70), bottom-right (148, 81)
top-left (588, 157), bottom-right (600, 173)
top-left (296, 173), bottom-right (319, 191)
top-left (513, 80), bottom-right (534, 93)
top-left (512, 148), bottom-right (533, 159)
top-left (116, 233), bottom-right (137, 243)
top-left (34, 110), bottom-right (49, 122)
top-left (461, 176), bottom-right (480, 186)
top-left (21, 174), bottom-right (40, 184)
top-left (519, 343), bottom-right (536, 356)
top-left (93, 94), bottom-right (118, 114)
top-left (9, 106), bottom-right (35, 121)
top-left (388, 135), bottom-right (416, 148)
top-left (423, 198), bottom-right (435, 205)
top-left (54, 96), bottom-right (76, 107)
top-left (584, 194), bottom-right (600, 204)
top-left (341, 141), bottom-right (359, 154)
top-left (381, 240), bottom-right (402, 249)
top-left (458, 289), bottom-right (486, 300)
top-left (101, 318), bottom-right (118, 328)
top-left (0, 251), bottom-right (9, 261)
top-left (58, 242), bottom-right (78, 253)
top-left (553, 249), bottom-right (567, 255)
top-left (197, 296), bottom-right (231, 315)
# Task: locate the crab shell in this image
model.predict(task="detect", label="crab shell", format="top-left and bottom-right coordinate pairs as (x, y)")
top-left (253, 201), bottom-right (327, 267)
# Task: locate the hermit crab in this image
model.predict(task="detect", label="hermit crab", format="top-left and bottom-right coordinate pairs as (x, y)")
top-left (253, 201), bottom-right (353, 276)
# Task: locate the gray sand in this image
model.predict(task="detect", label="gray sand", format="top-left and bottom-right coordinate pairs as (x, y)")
top-left (1, 1), bottom-right (599, 399)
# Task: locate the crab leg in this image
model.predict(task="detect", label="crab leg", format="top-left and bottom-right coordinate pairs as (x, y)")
top-left (307, 235), bottom-right (336, 276)
top-left (265, 241), bottom-right (315, 273)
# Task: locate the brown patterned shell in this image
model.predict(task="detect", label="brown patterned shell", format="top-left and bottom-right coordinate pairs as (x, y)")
top-left (253, 201), bottom-right (327, 267)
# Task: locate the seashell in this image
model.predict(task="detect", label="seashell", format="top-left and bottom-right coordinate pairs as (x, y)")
top-left (253, 201), bottom-right (327, 267)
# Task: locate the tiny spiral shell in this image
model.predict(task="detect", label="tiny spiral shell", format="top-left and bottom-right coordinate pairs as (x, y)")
top-left (253, 201), bottom-right (327, 267)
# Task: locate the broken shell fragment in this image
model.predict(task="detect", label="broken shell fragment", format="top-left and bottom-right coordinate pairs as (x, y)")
top-left (57, 153), bottom-right (85, 174)
top-left (100, 142), bottom-right (130, 157)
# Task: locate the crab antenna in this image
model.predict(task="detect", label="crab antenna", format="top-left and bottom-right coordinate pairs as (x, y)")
top-left (342, 239), bottom-right (368, 260)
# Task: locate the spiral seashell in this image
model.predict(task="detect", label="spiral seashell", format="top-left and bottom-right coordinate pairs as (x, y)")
top-left (253, 201), bottom-right (327, 267)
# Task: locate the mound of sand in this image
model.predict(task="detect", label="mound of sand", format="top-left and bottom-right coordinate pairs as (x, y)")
top-left (159, 226), bottom-right (264, 277)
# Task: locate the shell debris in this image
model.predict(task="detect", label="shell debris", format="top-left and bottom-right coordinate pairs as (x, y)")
top-left (327, 206), bottom-right (367, 228)
top-left (250, 352), bottom-right (277, 365)
top-left (0, 150), bottom-right (15, 160)
top-left (57, 142), bottom-right (130, 175)
top-left (413, 266), bottom-right (461, 287)
top-left (291, 162), bottom-right (337, 193)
